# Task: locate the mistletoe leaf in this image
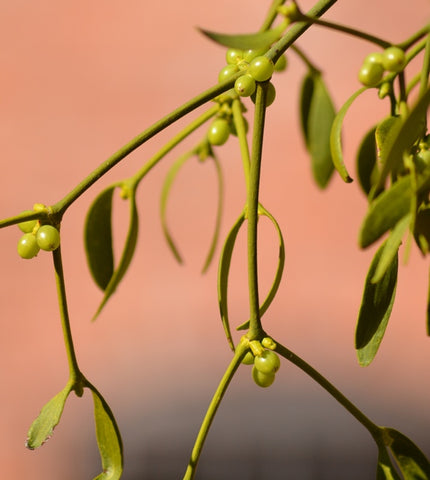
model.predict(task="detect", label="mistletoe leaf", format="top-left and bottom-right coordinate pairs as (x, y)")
top-left (90, 387), bottom-right (123, 480)
top-left (84, 186), bottom-right (116, 291)
top-left (197, 21), bottom-right (286, 50)
top-left (93, 193), bottom-right (139, 321)
top-left (218, 211), bottom-right (246, 349)
top-left (330, 86), bottom-right (367, 183)
top-left (357, 126), bottom-right (378, 196)
top-left (355, 241), bottom-right (398, 366)
top-left (26, 383), bottom-right (73, 450)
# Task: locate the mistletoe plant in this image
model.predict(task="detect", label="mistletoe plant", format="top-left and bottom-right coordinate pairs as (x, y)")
top-left (2, 0), bottom-right (430, 478)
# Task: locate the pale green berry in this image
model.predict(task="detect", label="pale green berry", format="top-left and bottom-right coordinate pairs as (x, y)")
top-left (17, 233), bottom-right (40, 259)
top-left (234, 74), bottom-right (256, 97)
top-left (36, 225), bottom-right (60, 251)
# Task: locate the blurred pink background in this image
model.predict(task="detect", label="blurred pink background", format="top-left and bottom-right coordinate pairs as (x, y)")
top-left (1, 1), bottom-right (429, 478)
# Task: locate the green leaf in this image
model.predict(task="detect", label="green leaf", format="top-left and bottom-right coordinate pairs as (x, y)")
top-left (374, 88), bottom-right (430, 193)
top-left (160, 152), bottom-right (192, 265)
top-left (414, 205), bottom-right (430, 255)
top-left (93, 192), bottom-right (139, 321)
top-left (218, 211), bottom-right (246, 350)
top-left (237, 205), bottom-right (285, 330)
top-left (299, 72), bottom-right (336, 188)
top-left (375, 116), bottom-right (402, 162)
top-left (85, 186), bottom-right (116, 291)
top-left (357, 126), bottom-right (378, 196)
top-left (26, 383), bottom-right (73, 449)
top-left (359, 175), bottom-right (413, 249)
top-left (201, 153), bottom-right (224, 274)
top-left (330, 86), bottom-right (367, 183)
top-left (356, 241), bottom-right (398, 366)
top-left (91, 387), bottom-right (123, 480)
top-left (372, 214), bottom-right (410, 283)
top-left (377, 447), bottom-right (402, 480)
top-left (197, 21), bottom-right (286, 50)
top-left (385, 427), bottom-right (430, 479)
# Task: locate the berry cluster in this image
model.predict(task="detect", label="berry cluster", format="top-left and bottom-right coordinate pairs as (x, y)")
top-left (242, 344), bottom-right (281, 388)
top-left (16, 211), bottom-right (60, 259)
top-left (358, 46), bottom-right (406, 87)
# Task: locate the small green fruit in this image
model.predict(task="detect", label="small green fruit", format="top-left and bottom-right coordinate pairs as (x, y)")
top-left (17, 233), bottom-right (40, 259)
top-left (36, 225), bottom-right (60, 251)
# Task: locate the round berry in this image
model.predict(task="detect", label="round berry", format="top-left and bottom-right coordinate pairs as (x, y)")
top-left (252, 365), bottom-right (275, 388)
top-left (382, 47), bottom-right (406, 73)
top-left (248, 56), bottom-right (275, 82)
top-left (251, 82), bottom-right (276, 107)
top-left (242, 351), bottom-right (255, 365)
top-left (243, 48), bottom-right (267, 62)
top-left (254, 349), bottom-right (281, 374)
top-left (274, 54), bottom-right (288, 72)
top-left (226, 48), bottom-right (243, 65)
top-left (36, 225), bottom-right (60, 251)
top-left (358, 61), bottom-right (384, 87)
top-left (234, 74), bottom-right (256, 97)
top-left (363, 52), bottom-right (384, 66)
top-left (18, 210), bottom-right (38, 233)
top-left (218, 64), bottom-right (239, 83)
top-left (17, 233), bottom-right (40, 259)
top-left (207, 118), bottom-right (230, 146)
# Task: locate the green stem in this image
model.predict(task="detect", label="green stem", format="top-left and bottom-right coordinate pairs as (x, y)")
top-left (398, 24), bottom-right (430, 50)
top-left (298, 13), bottom-right (391, 48)
top-left (183, 340), bottom-right (248, 480)
top-left (266, 0), bottom-right (339, 63)
top-left (259, 0), bottom-right (286, 32)
top-left (52, 81), bottom-right (234, 215)
top-left (231, 98), bottom-right (251, 193)
top-left (275, 341), bottom-right (381, 440)
top-left (130, 105), bottom-right (219, 189)
top-left (52, 246), bottom-right (84, 394)
top-left (247, 84), bottom-right (267, 339)
top-left (419, 33), bottom-right (430, 99)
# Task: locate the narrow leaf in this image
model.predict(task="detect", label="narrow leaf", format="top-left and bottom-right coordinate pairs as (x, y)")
top-left (372, 214), bottom-right (410, 283)
top-left (299, 73), bottom-right (315, 146)
top-left (237, 205), bottom-right (285, 330)
top-left (385, 427), bottom-right (430, 479)
top-left (377, 447), bottom-right (402, 480)
top-left (375, 88), bottom-right (430, 193)
top-left (375, 116), bottom-right (402, 164)
top-left (93, 193), bottom-right (139, 321)
top-left (414, 205), bottom-right (430, 255)
top-left (160, 152), bottom-right (192, 265)
top-left (91, 387), bottom-right (123, 480)
top-left (330, 86), bottom-right (367, 183)
top-left (357, 126), bottom-right (378, 196)
top-left (359, 175), bottom-right (413, 249)
top-left (218, 211), bottom-right (246, 350)
top-left (306, 73), bottom-right (336, 188)
top-left (201, 153), bottom-right (224, 273)
top-left (85, 186), bottom-right (116, 291)
top-left (198, 21), bottom-right (286, 50)
top-left (356, 241), bottom-right (398, 366)
top-left (26, 383), bottom-right (73, 449)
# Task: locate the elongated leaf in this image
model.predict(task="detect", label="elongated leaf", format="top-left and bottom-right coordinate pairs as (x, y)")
top-left (160, 152), bottom-right (192, 265)
top-left (299, 73), bottom-right (315, 146)
top-left (372, 214), bottom-right (410, 283)
top-left (357, 126), bottom-right (378, 196)
top-left (93, 193), bottom-right (139, 321)
top-left (85, 186), bottom-right (116, 291)
top-left (377, 448), bottom-right (402, 480)
top-left (330, 86), bottom-right (367, 183)
top-left (237, 205), bottom-right (285, 330)
top-left (91, 387), bottom-right (123, 480)
top-left (414, 206), bottom-right (430, 255)
top-left (306, 73), bottom-right (336, 188)
top-left (356, 241), bottom-right (398, 366)
top-left (376, 116), bottom-right (402, 163)
top-left (359, 175), bottom-right (413, 249)
top-left (201, 153), bottom-right (224, 273)
top-left (26, 383), bottom-right (73, 449)
top-left (218, 211), bottom-right (246, 350)
top-left (384, 427), bottom-right (430, 479)
top-left (198, 21), bottom-right (286, 50)
top-left (374, 88), bottom-right (430, 193)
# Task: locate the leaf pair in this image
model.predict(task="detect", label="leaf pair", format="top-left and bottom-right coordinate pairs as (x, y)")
top-left (300, 71), bottom-right (336, 188)
top-left (377, 427), bottom-right (430, 479)
top-left (218, 205), bottom-right (285, 349)
top-left (84, 184), bottom-right (139, 321)
top-left (26, 381), bottom-right (123, 480)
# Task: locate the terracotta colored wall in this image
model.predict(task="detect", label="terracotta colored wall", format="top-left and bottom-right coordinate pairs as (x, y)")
top-left (1, 1), bottom-right (429, 478)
